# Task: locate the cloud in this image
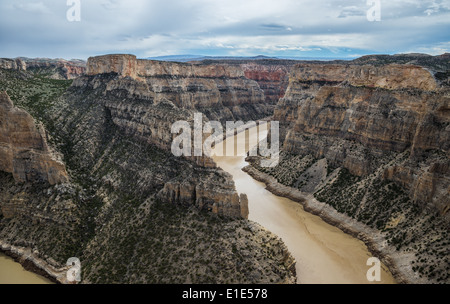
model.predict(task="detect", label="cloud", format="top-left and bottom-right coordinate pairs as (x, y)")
top-left (13, 1), bottom-right (51, 14)
top-left (0, 0), bottom-right (448, 59)
top-left (338, 6), bottom-right (365, 18)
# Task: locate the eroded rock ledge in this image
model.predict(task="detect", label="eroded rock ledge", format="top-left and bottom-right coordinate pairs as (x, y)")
top-left (0, 91), bottom-right (68, 185)
top-left (0, 239), bottom-right (70, 284)
top-left (84, 54), bottom-right (271, 123)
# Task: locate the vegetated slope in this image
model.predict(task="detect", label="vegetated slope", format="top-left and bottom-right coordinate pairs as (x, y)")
top-left (248, 57), bottom-right (449, 283)
top-left (0, 61), bottom-right (296, 284)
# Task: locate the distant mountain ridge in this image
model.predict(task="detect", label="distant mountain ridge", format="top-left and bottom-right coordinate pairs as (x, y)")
top-left (146, 54), bottom-right (352, 62)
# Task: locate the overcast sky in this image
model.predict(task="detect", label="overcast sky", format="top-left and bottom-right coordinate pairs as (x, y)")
top-left (0, 0), bottom-right (449, 60)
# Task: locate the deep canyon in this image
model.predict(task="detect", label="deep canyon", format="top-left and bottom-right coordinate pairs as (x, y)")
top-left (0, 53), bottom-right (448, 284)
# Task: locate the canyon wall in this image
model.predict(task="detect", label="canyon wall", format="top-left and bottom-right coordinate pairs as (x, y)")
top-left (71, 56), bottom-right (259, 219)
top-left (1, 57), bottom-right (86, 79)
top-left (85, 54), bottom-right (271, 123)
top-left (0, 91), bottom-right (68, 185)
top-left (241, 61), bottom-right (293, 104)
top-left (248, 57), bottom-right (449, 283)
top-left (0, 58), bottom-right (26, 71)
top-left (0, 55), bottom-right (297, 284)
top-left (276, 63), bottom-right (449, 217)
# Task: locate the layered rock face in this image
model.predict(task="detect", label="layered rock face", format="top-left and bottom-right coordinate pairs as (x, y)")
top-left (1, 57), bottom-right (86, 79)
top-left (85, 54), bottom-right (271, 123)
top-left (0, 57), bottom-right (297, 284)
top-left (0, 91), bottom-right (68, 185)
top-left (192, 59), bottom-right (296, 105)
top-left (277, 63), bottom-right (449, 216)
top-left (275, 64), bottom-right (450, 213)
top-left (241, 61), bottom-right (293, 104)
top-left (70, 59), bottom-right (252, 219)
top-left (87, 54), bottom-right (137, 78)
top-left (0, 58), bottom-right (26, 71)
top-left (24, 58), bottom-right (86, 79)
top-left (290, 63), bottom-right (437, 91)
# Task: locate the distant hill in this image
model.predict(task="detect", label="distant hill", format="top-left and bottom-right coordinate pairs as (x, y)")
top-left (145, 54), bottom-right (351, 62)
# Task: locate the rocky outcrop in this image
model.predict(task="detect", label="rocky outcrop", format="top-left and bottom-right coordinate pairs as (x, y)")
top-left (1, 57), bottom-right (86, 79)
top-left (158, 176), bottom-right (249, 219)
top-left (23, 58), bottom-right (86, 79)
top-left (241, 61), bottom-right (293, 104)
top-left (276, 62), bottom-right (449, 216)
top-left (84, 54), bottom-right (271, 123)
top-left (0, 91), bottom-right (68, 185)
top-left (0, 58), bottom-right (26, 71)
top-left (87, 54), bottom-right (137, 78)
top-left (290, 63), bottom-right (437, 91)
top-left (0, 240), bottom-right (71, 284)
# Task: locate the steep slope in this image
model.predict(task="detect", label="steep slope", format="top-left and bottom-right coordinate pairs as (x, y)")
top-left (196, 59), bottom-right (297, 105)
top-left (86, 54), bottom-right (272, 123)
top-left (0, 60), bottom-right (296, 284)
top-left (248, 59), bottom-right (449, 283)
top-left (0, 91), bottom-right (68, 185)
top-left (1, 57), bottom-right (86, 80)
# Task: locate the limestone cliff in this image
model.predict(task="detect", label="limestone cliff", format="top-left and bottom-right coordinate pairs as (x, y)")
top-left (251, 58), bottom-right (449, 283)
top-left (1, 57), bottom-right (86, 79)
top-left (0, 58), bottom-right (26, 71)
top-left (276, 63), bottom-right (449, 216)
top-left (241, 61), bottom-right (293, 104)
top-left (0, 57), bottom-right (296, 284)
top-left (85, 54), bottom-right (271, 123)
top-left (194, 59), bottom-right (297, 105)
top-left (0, 91), bottom-right (68, 185)
top-left (69, 64), bottom-right (251, 219)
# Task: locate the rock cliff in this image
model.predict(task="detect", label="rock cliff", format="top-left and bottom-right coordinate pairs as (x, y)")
top-left (0, 58), bottom-right (26, 71)
top-left (251, 57), bottom-right (449, 283)
top-left (1, 57), bottom-right (86, 79)
top-left (241, 61), bottom-right (293, 104)
top-left (195, 59), bottom-right (297, 105)
top-left (0, 91), bottom-right (68, 185)
top-left (85, 54), bottom-right (271, 123)
top-left (276, 63), bottom-right (449, 215)
top-left (0, 56), bottom-right (296, 284)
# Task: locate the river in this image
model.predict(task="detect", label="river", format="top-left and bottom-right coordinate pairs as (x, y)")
top-left (0, 126), bottom-right (395, 284)
top-left (212, 126), bottom-right (396, 284)
top-left (0, 252), bottom-right (52, 284)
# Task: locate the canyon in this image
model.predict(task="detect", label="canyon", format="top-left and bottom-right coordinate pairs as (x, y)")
top-left (0, 53), bottom-right (448, 284)
top-left (249, 55), bottom-right (449, 283)
top-left (0, 54), bottom-right (297, 283)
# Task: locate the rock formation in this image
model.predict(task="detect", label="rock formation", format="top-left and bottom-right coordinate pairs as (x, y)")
top-left (241, 61), bottom-right (295, 104)
top-left (0, 91), bottom-right (68, 185)
top-left (70, 55), bottom-right (263, 219)
top-left (85, 54), bottom-right (271, 123)
top-left (250, 56), bottom-right (449, 283)
top-left (1, 57), bottom-right (86, 79)
top-left (275, 63), bottom-right (449, 217)
top-left (0, 58), bottom-right (26, 71)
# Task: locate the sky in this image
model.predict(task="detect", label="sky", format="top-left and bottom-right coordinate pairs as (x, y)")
top-left (0, 0), bottom-right (449, 60)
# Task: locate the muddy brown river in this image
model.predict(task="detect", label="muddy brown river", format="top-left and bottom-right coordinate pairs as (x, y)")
top-left (212, 127), bottom-right (396, 284)
top-left (0, 126), bottom-right (396, 284)
top-left (0, 252), bottom-right (52, 284)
